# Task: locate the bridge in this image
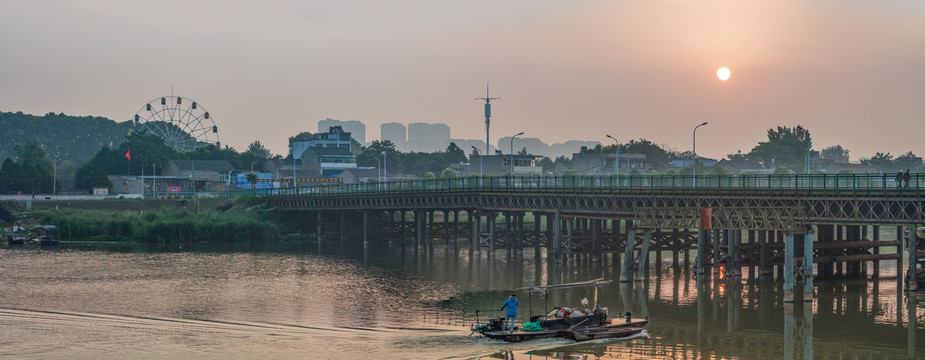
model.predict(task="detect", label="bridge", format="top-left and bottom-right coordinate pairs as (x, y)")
top-left (261, 173), bottom-right (925, 298)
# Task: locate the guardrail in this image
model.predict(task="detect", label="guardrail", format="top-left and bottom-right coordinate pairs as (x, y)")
top-left (214, 173), bottom-right (923, 198)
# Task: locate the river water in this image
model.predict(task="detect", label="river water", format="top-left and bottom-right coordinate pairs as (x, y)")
top-left (1, 242), bottom-right (922, 359)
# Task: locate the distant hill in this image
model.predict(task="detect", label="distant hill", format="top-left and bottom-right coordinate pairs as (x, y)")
top-left (0, 111), bottom-right (133, 164)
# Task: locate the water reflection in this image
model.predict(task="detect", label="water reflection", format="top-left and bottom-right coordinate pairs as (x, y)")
top-left (2, 243), bottom-right (923, 359)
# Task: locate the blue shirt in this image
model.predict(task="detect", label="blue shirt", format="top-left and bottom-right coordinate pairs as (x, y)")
top-left (501, 297), bottom-right (518, 317)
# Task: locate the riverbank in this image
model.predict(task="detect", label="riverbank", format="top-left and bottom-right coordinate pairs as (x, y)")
top-left (1, 196), bottom-right (282, 243)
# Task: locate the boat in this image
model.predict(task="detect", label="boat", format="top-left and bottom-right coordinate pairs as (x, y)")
top-left (471, 278), bottom-right (649, 342)
top-left (556, 326), bottom-right (645, 342)
top-left (33, 225), bottom-right (60, 245)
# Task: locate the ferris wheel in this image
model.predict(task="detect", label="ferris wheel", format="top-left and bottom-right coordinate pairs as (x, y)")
top-left (133, 96), bottom-right (220, 152)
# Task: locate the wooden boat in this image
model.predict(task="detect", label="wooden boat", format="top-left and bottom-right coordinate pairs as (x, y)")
top-left (472, 278), bottom-right (649, 342)
top-left (34, 225), bottom-right (60, 245)
top-left (8, 235), bottom-right (26, 245)
top-left (477, 317), bottom-right (648, 342)
top-left (556, 326), bottom-right (645, 342)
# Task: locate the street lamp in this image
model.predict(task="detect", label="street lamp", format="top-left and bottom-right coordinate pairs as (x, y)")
top-left (510, 132), bottom-right (524, 178)
top-left (383, 144), bottom-right (396, 185)
top-left (471, 146), bottom-right (482, 178)
top-left (606, 135), bottom-right (620, 175)
top-left (693, 122), bottom-right (709, 187)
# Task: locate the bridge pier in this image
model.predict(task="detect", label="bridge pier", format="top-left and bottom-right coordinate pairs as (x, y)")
top-left (784, 232), bottom-right (795, 303)
top-left (696, 229), bottom-right (706, 274)
top-left (488, 214), bottom-right (496, 257)
top-left (712, 229), bottom-right (721, 275)
top-left (905, 225), bottom-right (919, 292)
top-left (552, 212), bottom-right (562, 263)
top-left (471, 213), bottom-right (480, 255)
top-left (804, 231), bottom-right (814, 301)
top-left (620, 229), bottom-right (637, 282)
top-left (637, 229), bottom-right (652, 281)
top-left (759, 230), bottom-right (770, 278)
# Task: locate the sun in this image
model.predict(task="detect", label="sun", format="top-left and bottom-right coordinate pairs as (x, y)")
top-left (717, 67), bottom-right (731, 81)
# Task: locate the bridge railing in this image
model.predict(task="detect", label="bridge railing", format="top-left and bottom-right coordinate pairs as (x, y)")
top-left (242, 173), bottom-right (922, 198)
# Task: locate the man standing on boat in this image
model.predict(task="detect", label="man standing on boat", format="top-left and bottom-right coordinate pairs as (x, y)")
top-left (500, 294), bottom-right (518, 332)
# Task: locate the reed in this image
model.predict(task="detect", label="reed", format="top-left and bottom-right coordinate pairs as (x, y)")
top-left (34, 208), bottom-right (279, 243)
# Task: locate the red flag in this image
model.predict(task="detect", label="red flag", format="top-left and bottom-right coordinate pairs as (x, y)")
top-left (125, 149), bottom-right (131, 161)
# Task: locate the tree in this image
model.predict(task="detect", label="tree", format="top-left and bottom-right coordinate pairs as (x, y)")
top-left (245, 173), bottom-right (259, 193)
top-left (422, 171), bottom-right (436, 181)
top-left (444, 142), bottom-right (467, 164)
top-left (773, 165), bottom-right (791, 175)
top-left (710, 166), bottom-right (733, 175)
top-left (867, 152), bottom-right (894, 170)
top-left (894, 151), bottom-right (923, 172)
top-left (820, 145), bottom-right (850, 163)
top-left (518, 147), bottom-right (529, 156)
top-left (747, 125), bottom-right (811, 171)
top-left (88, 165), bottom-right (112, 189)
top-left (726, 150), bottom-right (748, 162)
top-left (562, 170), bottom-right (578, 178)
top-left (245, 141), bottom-right (270, 159)
top-left (14, 140), bottom-right (52, 174)
top-left (440, 167), bottom-right (458, 179)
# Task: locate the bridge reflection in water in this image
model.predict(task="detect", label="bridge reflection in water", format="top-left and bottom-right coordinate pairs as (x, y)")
top-left (385, 247), bottom-right (923, 359)
top-left (266, 174), bottom-right (925, 301)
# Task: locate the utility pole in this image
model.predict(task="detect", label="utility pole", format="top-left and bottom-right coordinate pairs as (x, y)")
top-left (475, 82), bottom-right (500, 155)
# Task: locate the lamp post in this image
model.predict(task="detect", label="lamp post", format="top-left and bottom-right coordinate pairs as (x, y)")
top-left (383, 144), bottom-right (396, 185)
top-left (510, 132), bottom-right (524, 179)
top-left (250, 160), bottom-right (258, 173)
top-left (606, 135), bottom-right (620, 176)
top-left (693, 122), bottom-right (709, 187)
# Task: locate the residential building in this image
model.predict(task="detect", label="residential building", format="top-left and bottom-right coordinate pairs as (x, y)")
top-left (318, 118), bottom-right (366, 145)
top-left (469, 154), bottom-right (544, 176)
top-left (381, 122), bottom-right (407, 150)
top-left (407, 122), bottom-right (450, 152)
top-left (292, 126), bottom-right (353, 159)
top-left (300, 147), bottom-right (358, 177)
top-left (162, 160), bottom-right (236, 192)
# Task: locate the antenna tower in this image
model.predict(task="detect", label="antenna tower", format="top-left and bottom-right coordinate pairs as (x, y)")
top-left (475, 82), bottom-right (500, 155)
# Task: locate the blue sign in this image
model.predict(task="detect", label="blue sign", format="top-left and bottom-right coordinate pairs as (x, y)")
top-left (235, 173), bottom-right (274, 189)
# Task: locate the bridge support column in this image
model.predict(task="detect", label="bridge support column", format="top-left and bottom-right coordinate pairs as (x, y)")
top-left (672, 229), bottom-right (680, 269)
top-left (696, 229), bottom-right (706, 274)
top-left (565, 218), bottom-right (574, 262)
top-left (784, 232), bottom-right (795, 303)
top-left (444, 210), bottom-right (451, 251)
top-left (906, 225), bottom-right (919, 292)
top-left (471, 213), bottom-right (480, 255)
top-left (804, 231), bottom-right (814, 301)
top-left (619, 229), bottom-right (637, 282)
top-left (552, 212), bottom-right (562, 263)
top-left (591, 219), bottom-right (601, 263)
top-left (362, 211), bottom-right (369, 246)
top-left (637, 229), bottom-right (652, 281)
top-left (759, 230), bottom-right (769, 278)
top-left (415, 211), bottom-right (424, 252)
top-left (399, 211), bottom-right (406, 249)
top-left (316, 211), bottom-right (323, 251)
top-left (428, 211), bottom-right (435, 250)
top-left (897, 226), bottom-right (905, 282)
top-left (488, 214), bottom-right (496, 257)
top-left (726, 230), bottom-right (737, 277)
top-left (712, 229), bottom-right (721, 274)
top-left (517, 213), bottom-right (525, 255)
top-left (873, 225), bottom-right (880, 277)
top-left (339, 211), bottom-right (346, 245)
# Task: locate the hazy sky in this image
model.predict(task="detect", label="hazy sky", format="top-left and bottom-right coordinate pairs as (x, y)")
top-left (2, 0), bottom-right (923, 160)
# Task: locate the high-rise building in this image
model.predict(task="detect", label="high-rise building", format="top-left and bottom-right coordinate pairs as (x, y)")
top-left (318, 118), bottom-right (366, 145)
top-left (380, 122), bottom-right (407, 150)
top-left (407, 122), bottom-right (450, 152)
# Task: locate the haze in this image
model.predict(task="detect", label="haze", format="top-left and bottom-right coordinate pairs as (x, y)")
top-left (1, 0), bottom-right (923, 160)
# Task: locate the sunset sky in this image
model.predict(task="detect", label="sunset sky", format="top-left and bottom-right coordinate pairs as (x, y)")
top-left (1, 0), bottom-right (923, 160)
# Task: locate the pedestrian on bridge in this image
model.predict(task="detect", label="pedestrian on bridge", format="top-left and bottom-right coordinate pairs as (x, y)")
top-left (500, 294), bottom-right (518, 332)
top-left (902, 169), bottom-right (911, 188)
top-left (895, 171), bottom-right (903, 188)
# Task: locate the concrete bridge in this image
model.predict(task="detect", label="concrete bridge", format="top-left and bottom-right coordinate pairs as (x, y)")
top-left (263, 174), bottom-right (925, 298)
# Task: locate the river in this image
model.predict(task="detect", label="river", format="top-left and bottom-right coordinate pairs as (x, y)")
top-left (1, 242), bottom-right (922, 359)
